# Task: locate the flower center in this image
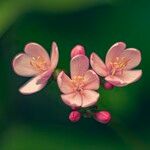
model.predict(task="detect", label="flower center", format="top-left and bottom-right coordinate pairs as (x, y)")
top-left (110, 57), bottom-right (129, 75)
top-left (30, 56), bottom-right (49, 72)
top-left (72, 76), bottom-right (85, 93)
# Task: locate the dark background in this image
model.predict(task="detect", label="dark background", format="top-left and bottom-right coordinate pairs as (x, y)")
top-left (0, 0), bottom-right (149, 149)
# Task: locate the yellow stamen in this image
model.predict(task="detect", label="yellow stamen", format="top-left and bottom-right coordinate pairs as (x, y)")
top-left (110, 57), bottom-right (130, 75)
top-left (72, 76), bottom-right (85, 93)
top-left (30, 56), bottom-right (49, 72)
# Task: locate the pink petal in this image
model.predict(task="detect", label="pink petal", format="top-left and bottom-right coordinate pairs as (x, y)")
top-left (90, 53), bottom-right (108, 77)
top-left (24, 43), bottom-right (50, 64)
top-left (83, 70), bottom-right (100, 90)
top-left (19, 70), bottom-right (52, 94)
top-left (50, 42), bottom-right (59, 70)
top-left (61, 93), bottom-right (82, 107)
top-left (120, 48), bottom-right (141, 70)
top-left (57, 71), bottom-right (74, 94)
top-left (105, 70), bottom-right (142, 87)
top-left (81, 90), bottom-right (99, 108)
top-left (12, 53), bottom-right (38, 77)
top-left (105, 76), bottom-right (126, 87)
top-left (105, 42), bottom-right (126, 67)
top-left (119, 70), bottom-right (142, 85)
top-left (71, 55), bottom-right (89, 78)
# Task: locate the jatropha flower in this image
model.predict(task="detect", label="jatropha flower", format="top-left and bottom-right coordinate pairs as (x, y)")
top-left (57, 45), bottom-right (100, 108)
top-left (90, 42), bottom-right (142, 87)
top-left (12, 42), bottom-right (59, 94)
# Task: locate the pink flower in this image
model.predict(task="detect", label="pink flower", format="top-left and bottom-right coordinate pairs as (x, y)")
top-left (90, 42), bottom-right (142, 87)
top-left (12, 42), bottom-right (59, 94)
top-left (94, 111), bottom-right (111, 124)
top-left (57, 48), bottom-right (100, 108)
top-left (69, 111), bottom-right (81, 122)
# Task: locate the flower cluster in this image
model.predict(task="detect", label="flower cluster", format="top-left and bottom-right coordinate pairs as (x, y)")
top-left (12, 42), bottom-right (142, 124)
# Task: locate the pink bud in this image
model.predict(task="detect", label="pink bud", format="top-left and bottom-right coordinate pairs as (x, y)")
top-left (94, 111), bottom-right (111, 124)
top-left (69, 111), bottom-right (81, 122)
top-left (71, 45), bottom-right (85, 58)
top-left (104, 82), bottom-right (114, 90)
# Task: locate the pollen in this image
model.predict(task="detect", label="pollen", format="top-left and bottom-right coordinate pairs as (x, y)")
top-left (110, 57), bottom-right (130, 75)
top-left (72, 76), bottom-right (85, 92)
top-left (30, 56), bottom-right (49, 72)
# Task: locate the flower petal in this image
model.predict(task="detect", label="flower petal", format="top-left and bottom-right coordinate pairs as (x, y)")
top-left (119, 70), bottom-right (142, 85)
top-left (71, 55), bottom-right (89, 78)
top-left (24, 43), bottom-right (50, 64)
top-left (120, 48), bottom-right (141, 70)
top-left (105, 70), bottom-right (142, 87)
top-left (83, 70), bottom-right (100, 90)
top-left (90, 53), bottom-right (108, 77)
top-left (19, 70), bottom-right (52, 94)
top-left (105, 42), bottom-right (126, 67)
top-left (105, 76), bottom-right (126, 87)
top-left (81, 90), bottom-right (99, 108)
top-left (12, 53), bottom-right (38, 77)
top-left (61, 93), bottom-right (82, 107)
top-left (50, 42), bottom-right (59, 70)
top-left (57, 71), bottom-right (74, 94)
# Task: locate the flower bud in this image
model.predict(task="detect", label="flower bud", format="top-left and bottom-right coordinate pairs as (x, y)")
top-left (71, 45), bottom-right (85, 58)
top-left (69, 111), bottom-right (81, 122)
top-left (104, 82), bottom-right (114, 90)
top-left (94, 111), bottom-right (111, 124)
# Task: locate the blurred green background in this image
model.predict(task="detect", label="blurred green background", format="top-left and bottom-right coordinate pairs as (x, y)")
top-left (0, 0), bottom-right (149, 149)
